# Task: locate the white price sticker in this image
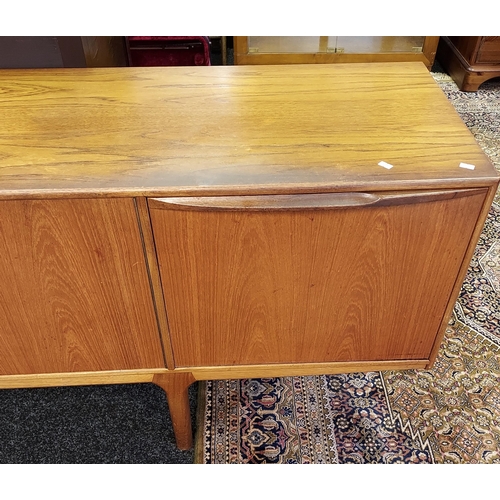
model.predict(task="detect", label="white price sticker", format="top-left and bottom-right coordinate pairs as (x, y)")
top-left (378, 161), bottom-right (394, 170)
top-left (459, 162), bottom-right (475, 170)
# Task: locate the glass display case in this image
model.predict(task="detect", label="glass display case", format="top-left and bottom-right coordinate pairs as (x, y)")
top-left (234, 36), bottom-right (439, 68)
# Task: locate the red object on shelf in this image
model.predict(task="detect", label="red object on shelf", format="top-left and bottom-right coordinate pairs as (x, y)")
top-left (126, 36), bottom-right (211, 66)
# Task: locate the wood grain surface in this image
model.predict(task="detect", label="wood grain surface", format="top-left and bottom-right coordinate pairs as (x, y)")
top-left (0, 63), bottom-right (497, 199)
top-left (149, 189), bottom-right (486, 367)
top-left (0, 198), bottom-right (165, 374)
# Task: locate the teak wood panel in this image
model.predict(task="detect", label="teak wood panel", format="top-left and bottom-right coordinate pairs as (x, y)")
top-left (149, 189), bottom-right (486, 368)
top-left (0, 198), bottom-right (165, 375)
top-left (0, 63), bottom-right (496, 199)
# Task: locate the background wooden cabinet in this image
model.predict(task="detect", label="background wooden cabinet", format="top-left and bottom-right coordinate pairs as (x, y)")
top-left (437, 36), bottom-right (500, 91)
top-left (0, 36), bottom-right (128, 68)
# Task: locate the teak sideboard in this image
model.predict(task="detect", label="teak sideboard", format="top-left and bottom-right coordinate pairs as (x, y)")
top-left (0, 63), bottom-right (498, 450)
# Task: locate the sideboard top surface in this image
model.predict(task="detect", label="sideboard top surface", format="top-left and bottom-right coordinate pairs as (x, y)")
top-left (0, 62), bottom-right (497, 199)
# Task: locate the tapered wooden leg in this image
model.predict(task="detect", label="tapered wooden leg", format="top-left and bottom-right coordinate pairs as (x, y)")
top-left (152, 372), bottom-right (196, 450)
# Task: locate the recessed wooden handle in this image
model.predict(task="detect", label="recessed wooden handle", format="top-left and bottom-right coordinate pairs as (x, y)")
top-left (148, 189), bottom-right (487, 212)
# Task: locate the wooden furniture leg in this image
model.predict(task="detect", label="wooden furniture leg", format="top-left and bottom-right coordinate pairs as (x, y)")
top-left (152, 372), bottom-right (196, 450)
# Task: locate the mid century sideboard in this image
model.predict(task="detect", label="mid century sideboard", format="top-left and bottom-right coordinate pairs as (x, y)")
top-left (0, 63), bottom-right (497, 450)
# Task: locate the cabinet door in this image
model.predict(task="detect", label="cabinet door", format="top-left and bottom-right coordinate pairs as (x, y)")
top-left (149, 190), bottom-right (486, 368)
top-left (0, 198), bottom-right (165, 375)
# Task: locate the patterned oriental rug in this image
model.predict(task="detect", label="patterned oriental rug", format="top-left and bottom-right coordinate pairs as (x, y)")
top-left (195, 72), bottom-right (500, 464)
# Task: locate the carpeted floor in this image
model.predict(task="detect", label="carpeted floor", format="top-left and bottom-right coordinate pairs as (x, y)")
top-left (0, 382), bottom-right (198, 463)
top-left (196, 70), bottom-right (500, 464)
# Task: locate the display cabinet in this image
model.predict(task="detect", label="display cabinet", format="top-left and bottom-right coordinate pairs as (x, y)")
top-left (234, 36), bottom-right (439, 68)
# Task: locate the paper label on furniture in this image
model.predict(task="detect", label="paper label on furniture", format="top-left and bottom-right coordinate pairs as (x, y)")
top-left (378, 161), bottom-right (393, 169)
top-left (459, 162), bottom-right (475, 170)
